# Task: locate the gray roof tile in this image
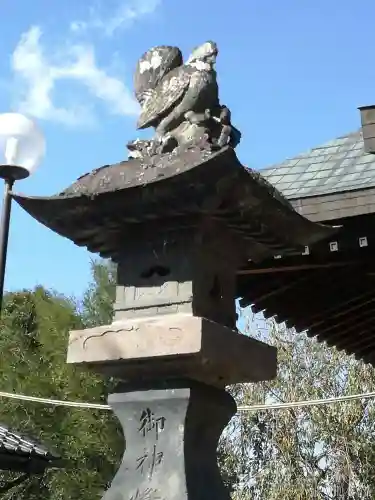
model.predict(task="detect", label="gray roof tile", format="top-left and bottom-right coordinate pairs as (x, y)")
top-left (0, 423), bottom-right (60, 472)
top-left (260, 130), bottom-right (375, 198)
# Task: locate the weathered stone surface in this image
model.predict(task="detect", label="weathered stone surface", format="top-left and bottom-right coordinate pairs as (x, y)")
top-left (13, 145), bottom-right (337, 265)
top-left (133, 45), bottom-right (183, 106)
top-left (67, 314), bottom-right (276, 386)
top-left (130, 41), bottom-right (241, 157)
top-left (102, 380), bottom-right (236, 500)
top-left (113, 220), bottom-right (241, 329)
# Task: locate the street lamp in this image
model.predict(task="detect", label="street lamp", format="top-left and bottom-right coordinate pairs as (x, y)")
top-left (0, 113), bottom-right (45, 313)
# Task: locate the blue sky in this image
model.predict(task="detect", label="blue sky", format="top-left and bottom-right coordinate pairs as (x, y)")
top-left (1, 0), bottom-right (375, 299)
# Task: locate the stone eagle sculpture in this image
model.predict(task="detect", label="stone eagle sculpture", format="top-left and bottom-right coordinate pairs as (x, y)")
top-left (127, 42), bottom-right (241, 158)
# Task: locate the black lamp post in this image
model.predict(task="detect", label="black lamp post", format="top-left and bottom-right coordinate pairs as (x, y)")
top-left (0, 113), bottom-right (45, 313)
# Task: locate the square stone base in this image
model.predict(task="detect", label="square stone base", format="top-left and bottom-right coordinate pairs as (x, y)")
top-left (67, 314), bottom-right (276, 386)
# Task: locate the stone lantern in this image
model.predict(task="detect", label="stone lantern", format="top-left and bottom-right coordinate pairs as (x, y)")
top-left (14, 42), bottom-right (335, 499)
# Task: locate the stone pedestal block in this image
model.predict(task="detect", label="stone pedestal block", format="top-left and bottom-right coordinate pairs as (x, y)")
top-left (102, 380), bottom-right (236, 500)
top-left (67, 314), bottom-right (277, 386)
top-left (68, 314), bottom-right (276, 498)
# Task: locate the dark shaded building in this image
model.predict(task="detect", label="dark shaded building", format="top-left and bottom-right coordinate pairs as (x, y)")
top-left (237, 105), bottom-right (375, 364)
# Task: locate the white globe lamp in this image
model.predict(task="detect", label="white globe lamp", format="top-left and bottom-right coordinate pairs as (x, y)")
top-left (0, 113), bottom-right (45, 181)
top-left (0, 113), bottom-right (45, 313)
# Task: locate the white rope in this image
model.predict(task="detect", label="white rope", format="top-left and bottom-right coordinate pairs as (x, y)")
top-left (0, 389), bottom-right (375, 412)
top-left (238, 391), bottom-right (375, 412)
top-left (0, 391), bottom-right (110, 410)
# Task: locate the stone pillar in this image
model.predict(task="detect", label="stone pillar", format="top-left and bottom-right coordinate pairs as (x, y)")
top-left (103, 380), bottom-right (236, 500)
top-left (67, 223), bottom-right (277, 499)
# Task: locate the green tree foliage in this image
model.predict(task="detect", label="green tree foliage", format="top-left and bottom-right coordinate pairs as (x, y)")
top-left (80, 259), bottom-right (117, 327)
top-left (79, 262), bottom-right (375, 498)
top-left (3, 258), bottom-right (375, 498)
top-left (226, 315), bottom-right (375, 499)
top-left (0, 266), bottom-right (122, 498)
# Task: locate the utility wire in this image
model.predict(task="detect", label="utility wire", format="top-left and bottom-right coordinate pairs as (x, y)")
top-left (1, 389), bottom-right (375, 412)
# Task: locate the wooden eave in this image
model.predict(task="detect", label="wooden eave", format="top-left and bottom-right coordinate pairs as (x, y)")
top-left (238, 189), bottom-right (375, 365)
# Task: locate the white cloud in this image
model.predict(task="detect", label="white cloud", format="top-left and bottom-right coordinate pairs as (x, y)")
top-left (11, 27), bottom-right (96, 126)
top-left (11, 26), bottom-right (139, 126)
top-left (70, 0), bottom-right (161, 37)
top-left (9, 0), bottom-right (162, 127)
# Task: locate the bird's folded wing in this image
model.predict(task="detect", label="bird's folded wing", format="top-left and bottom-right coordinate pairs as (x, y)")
top-left (137, 67), bottom-right (192, 129)
top-left (134, 46), bottom-right (183, 104)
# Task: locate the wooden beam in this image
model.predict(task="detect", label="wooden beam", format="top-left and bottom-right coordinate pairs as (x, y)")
top-left (323, 311), bottom-right (375, 348)
top-left (293, 286), bottom-right (375, 333)
top-left (237, 261), bottom-right (353, 275)
top-left (343, 326), bottom-right (375, 355)
top-left (261, 266), bottom-right (355, 326)
top-left (239, 246), bottom-right (375, 277)
top-left (310, 296), bottom-right (375, 338)
top-left (292, 284), bottom-right (373, 333)
top-left (239, 271), bottom-right (313, 309)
